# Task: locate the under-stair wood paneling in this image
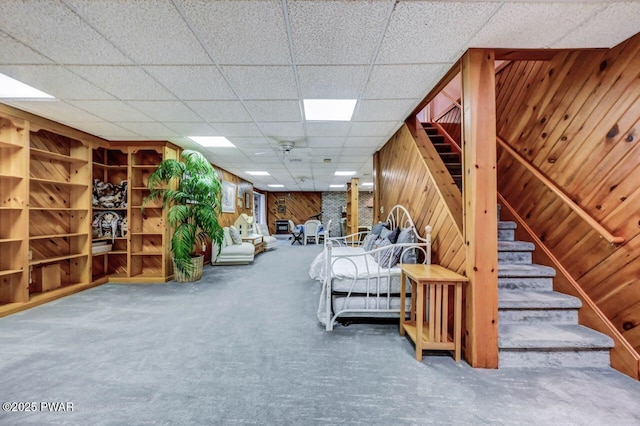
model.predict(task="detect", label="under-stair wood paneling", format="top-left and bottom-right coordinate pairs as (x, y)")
top-left (266, 192), bottom-right (322, 234)
top-left (378, 122), bottom-right (465, 274)
top-left (496, 32), bottom-right (640, 367)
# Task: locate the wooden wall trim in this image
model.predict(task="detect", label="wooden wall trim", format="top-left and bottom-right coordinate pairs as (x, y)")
top-left (461, 49), bottom-right (499, 368)
top-left (499, 193), bottom-right (640, 379)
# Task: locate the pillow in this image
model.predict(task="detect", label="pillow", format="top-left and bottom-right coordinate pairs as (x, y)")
top-left (362, 234), bottom-right (377, 251)
top-left (229, 226), bottom-right (242, 245)
top-left (370, 222), bottom-right (387, 236)
top-left (387, 227), bottom-right (401, 244)
top-left (396, 227), bottom-right (417, 264)
top-left (222, 227), bottom-right (233, 247)
top-left (372, 237), bottom-right (398, 268)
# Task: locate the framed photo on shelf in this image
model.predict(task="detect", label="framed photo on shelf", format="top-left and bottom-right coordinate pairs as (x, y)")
top-left (221, 181), bottom-right (236, 213)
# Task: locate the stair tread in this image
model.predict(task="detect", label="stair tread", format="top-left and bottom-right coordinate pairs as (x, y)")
top-left (499, 324), bottom-right (614, 349)
top-left (498, 263), bottom-right (556, 278)
top-left (498, 221), bottom-right (517, 229)
top-left (498, 241), bottom-right (535, 252)
top-left (499, 290), bottom-right (582, 309)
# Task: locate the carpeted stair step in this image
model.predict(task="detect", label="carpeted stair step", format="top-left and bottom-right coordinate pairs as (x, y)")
top-left (499, 290), bottom-right (581, 324)
top-left (440, 152), bottom-right (461, 162)
top-left (446, 162), bottom-right (462, 175)
top-left (422, 126), bottom-right (439, 136)
top-left (498, 221), bottom-right (517, 242)
top-left (498, 240), bottom-right (535, 264)
top-left (498, 263), bottom-right (556, 291)
top-left (498, 324), bottom-right (614, 368)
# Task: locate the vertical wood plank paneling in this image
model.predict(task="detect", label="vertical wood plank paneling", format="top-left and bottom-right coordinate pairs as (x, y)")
top-left (496, 33), bottom-right (640, 363)
top-left (461, 49), bottom-right (498, 369)
top-left (266, 192), bottom-right (322, 234)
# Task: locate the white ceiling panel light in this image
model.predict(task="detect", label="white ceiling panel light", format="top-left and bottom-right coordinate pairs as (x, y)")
top-left (189, 136), bottom-right (236, 148)
top-left (303, 99), bottom-right (357, 121)
top-left (246, 171), bottom-right (270, 176)
top-left (335, 171), bottom-right (357, 176)
top-left (268, 184), bottom-right (284, 188)
top-left (0, 72), bottom-right (54, 99)
top-left (330, 184), bottom-right (345, 188)
top-left (361, 182), bottom-right (373, 187)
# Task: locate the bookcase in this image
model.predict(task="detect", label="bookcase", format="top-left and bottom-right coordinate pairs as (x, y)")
top-left (0, 115), bottom-right (29, 305)
top-left (0, 106), bottom-right (180, 317)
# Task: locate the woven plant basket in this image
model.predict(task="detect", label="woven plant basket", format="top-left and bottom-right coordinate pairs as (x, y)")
top-left (173, 254), bottom-right (204, 283)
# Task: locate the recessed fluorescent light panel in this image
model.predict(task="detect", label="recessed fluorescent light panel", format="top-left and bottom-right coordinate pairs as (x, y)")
top-left (246, 171), bottom-right (270, 176)
top-left (330, 184), bottom-right (345, 188)
top-left (361, 182), bottom-right (373, 187)
top-left (188, 136), bottom-right (235, 148)
top-left (303, 99), bottom-right (357, 121)
top-left (0, 73), bottom-right (54, 99)
top-left (334, 171), bottom-right (357, 176)
top-left (268, 184), bottom-right (284, 188)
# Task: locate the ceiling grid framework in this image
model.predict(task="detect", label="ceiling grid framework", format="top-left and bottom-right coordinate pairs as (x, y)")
top-left (0, 0), bottom-right (638, 191)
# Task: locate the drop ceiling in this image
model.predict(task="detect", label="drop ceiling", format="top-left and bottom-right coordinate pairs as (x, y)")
top-left (1, 0), bottom-right (638, 191)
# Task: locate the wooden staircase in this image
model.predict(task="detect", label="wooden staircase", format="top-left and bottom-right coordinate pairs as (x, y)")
top-left (422, 123), bottom-right (462, 189)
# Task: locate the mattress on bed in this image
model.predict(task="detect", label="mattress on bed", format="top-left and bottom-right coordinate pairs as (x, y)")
top-left (330, 273), bottom-right (408, 295)
top-left (309, 246), bottom-right (365, 281)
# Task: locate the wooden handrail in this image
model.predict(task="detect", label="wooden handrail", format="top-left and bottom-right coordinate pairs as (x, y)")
top-left (497, 136), bottom-right (624, 244)
top-left (432, 121), bottom-right (461, 154)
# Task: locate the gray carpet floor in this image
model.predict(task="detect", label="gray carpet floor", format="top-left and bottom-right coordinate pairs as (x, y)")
top-left (1, 239), bottom-right (639, 425)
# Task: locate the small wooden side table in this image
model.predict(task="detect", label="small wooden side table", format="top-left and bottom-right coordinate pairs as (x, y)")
top-left (242, 234), bottom-right (264, 255)
top-left (399, 264), bottom-right (468, 362)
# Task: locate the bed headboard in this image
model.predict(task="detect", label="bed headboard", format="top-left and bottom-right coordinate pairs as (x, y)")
top-left (385, 205), bottom-right (432, 244)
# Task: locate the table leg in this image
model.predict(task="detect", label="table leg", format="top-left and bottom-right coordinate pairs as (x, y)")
top-left (399, 271), bottom-right (406, 336)
top-left (415, 281), bottom-right (424, 362)
top-left (454, 281), bottom-right (462, 362)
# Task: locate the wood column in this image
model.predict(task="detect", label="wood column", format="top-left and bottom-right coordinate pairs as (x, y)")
top-left (372, 151), bottom-right (381, 224)
top-left (461, 49), bottom-right (499, 368)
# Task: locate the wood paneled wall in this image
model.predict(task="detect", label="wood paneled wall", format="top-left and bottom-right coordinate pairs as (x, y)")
top-left (377, 123), bottom-right (465, 274)
top-left (266, 192), bottom-right (322, 234)
top-left (214, 168), bottom-right (253, 229)
top-left (496, 33), bottom-right (640, 360)
top-left (435, 106), bottom-right (461, 145)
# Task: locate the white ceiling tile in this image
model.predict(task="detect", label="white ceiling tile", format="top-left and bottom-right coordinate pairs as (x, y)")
top-left (307, 137), bottom-right (345, 148)
top-left (221, 66), bottom-right (298, 100)
top-left (258, 122), bottom-right (306, 138)
top-left (350, 121), bottom-right (400, 137)
top-left (306, 122), bottom-right (352, 137)
top-left (0, 65), bottom-right (114, 100)
top-left (68, 100), bottom-right (152, 122)
top-left (69, 66), bottom-right (176, 100)
top-left (144, 66), bottom-right (237, 100)
top-left (288, 0), bottom-right (391, 64)
top-left (0, 1), bottom-right (131, 64)
top-left (0, 32), bottom-right (52, 64)
top-left (244, 100), bottom-right (302, 122)
top-left (126, 101), bottom-right (202, 122)
top-left (353, 99), bottom-right (419, 122)
top-left (175, 0), bottom-right (291, 65)
top-left (471, 2), bottom-right (607, 49)
top-left (5, 100), bottom-right (101, 123)
top-left (185, 101), bottom-right (252, 122)
top-left (363, 64), bottom-right (446, 99)
top-left (231, 137), bottom-right (274, 149)
top-left (213, 122), bottom-right (263, 137)
top-left (297, 66), bottom-right (369, 98)
top-left (163, 122), bottom-right (217, 136)
top-left (63, 121), bottom-right (138, 139)
top-left (555, 3), bottom-right (640, 48)
top-left (116, 122), bottom-right (178, 138)
top-left (344, 137), bottom-right (385, 147)
top-left (377, 1), bottom-right (500, 64)
top-left (66, 0), bottom-right (212, 65)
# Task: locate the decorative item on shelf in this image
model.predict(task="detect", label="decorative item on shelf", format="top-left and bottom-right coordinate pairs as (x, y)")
top-left (144, 150), bottom-right (224, 282)
top-left (92, 210), bottom-right (125, 243)
top-left (221, 180), bottom-right (235, 213)
top-left (92, 179), bottom-right (128, 208)
top-left (244, 192), bottom-right (251, 209)
top-left (91, 241), bottom-right (113, 255)
top-left (234, 214), bottom-right (254, 238)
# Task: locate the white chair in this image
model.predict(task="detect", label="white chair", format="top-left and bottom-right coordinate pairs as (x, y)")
top-left (304, 220), bottom-right (321, 245)
top-left (255, 223), bottom-right (277, 250)
top-left (318, 219), bottom-right (332, 244)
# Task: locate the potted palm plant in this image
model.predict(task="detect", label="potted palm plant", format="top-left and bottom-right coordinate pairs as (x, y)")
top-left (143, 150), bottom-right (224, 282)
